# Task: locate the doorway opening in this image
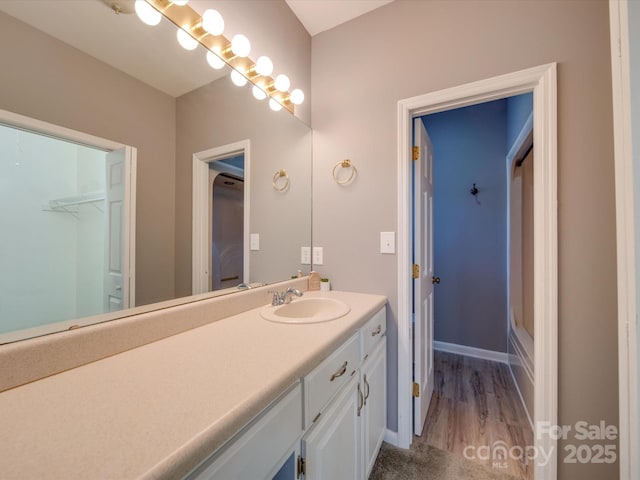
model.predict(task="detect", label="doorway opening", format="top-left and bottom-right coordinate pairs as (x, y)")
top-left (0, 109), bottom-right (136, 342)
top-left (397, 63), bottom-right (558, 480)
top-left (192, 140), bottom-right (250, 295)
top-left (209, 155), bottom-right (245, 291)
top-left (412, 95), bottom-right (534, 479)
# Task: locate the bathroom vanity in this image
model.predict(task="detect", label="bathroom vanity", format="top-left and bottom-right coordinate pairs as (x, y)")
top-left (0, 287), bottom-right (386, 480)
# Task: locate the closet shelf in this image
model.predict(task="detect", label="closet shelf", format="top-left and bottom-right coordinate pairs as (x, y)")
top-left (44, 191), bottom-right (105, 217)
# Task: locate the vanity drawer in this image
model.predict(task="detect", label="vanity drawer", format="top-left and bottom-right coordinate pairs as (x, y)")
top-left (361, 307), bottom-right (386, 360)
top-left (303, 332), bottom-right (360, 428)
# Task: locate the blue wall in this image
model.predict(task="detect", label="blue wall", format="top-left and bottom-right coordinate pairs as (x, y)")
top-left (422, 99), bottom-right (508, 352)
top-left (506, 93), bottom-right (533, 150)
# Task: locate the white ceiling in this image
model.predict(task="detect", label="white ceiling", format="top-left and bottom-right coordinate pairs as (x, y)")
top-left (0, 0), bottom-right (393, 98)
top-left (285, 0), bottom-right (393, 36)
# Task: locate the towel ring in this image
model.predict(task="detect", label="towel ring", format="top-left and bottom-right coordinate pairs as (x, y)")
top-left (332, 159), bottom-right (357, 185)
top-left (272, 169), bottom-right (290, 192)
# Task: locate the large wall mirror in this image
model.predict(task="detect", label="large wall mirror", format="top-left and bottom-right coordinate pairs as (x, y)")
top-left (0, 1), bottom-right (312, 343)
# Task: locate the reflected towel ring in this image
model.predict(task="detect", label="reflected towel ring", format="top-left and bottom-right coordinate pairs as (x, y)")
top-left (272, 169), bottom-right (290, 192)
top-left (332, 159), bottom-right (357, 185)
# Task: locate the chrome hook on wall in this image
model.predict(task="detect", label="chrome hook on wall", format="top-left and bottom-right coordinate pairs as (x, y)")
top-left (470, 183), bottom-right (479, 196)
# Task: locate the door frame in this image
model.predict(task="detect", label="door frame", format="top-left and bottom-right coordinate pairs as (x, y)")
top-left (192, 139), bottom-right (251, 294)
top-left (609, 1), bottom-right (639, 478)
top-left (0, 107), bottom-right (137, 310)
top-left (396, 63), bottom-right (557, 479)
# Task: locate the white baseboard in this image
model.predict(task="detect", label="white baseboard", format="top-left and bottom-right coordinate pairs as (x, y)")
top-left (434, 340), bottom-right (509, 364)
top-left (383, 429), bottom-right (399, 447)
top-left (507, 363), bottom-right (534, 429)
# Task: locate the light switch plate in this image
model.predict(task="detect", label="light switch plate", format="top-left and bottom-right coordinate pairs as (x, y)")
top-left (313, 246), bottom-right (324, 265)
top-left (250, 233), bottom-right (260, 251)
top-left (301, 246), bottom-right (311, 265)
top-left (380, 232), bottom-right (395, 254)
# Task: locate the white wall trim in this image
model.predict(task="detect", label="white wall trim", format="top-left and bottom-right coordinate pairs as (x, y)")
top-left (609, 1), bottom-right (639, 479)
top-left (383, 429), bottom-right (398, 446)
top-left (505, 112), bottom-right (534, 361)
top-left (434, 341), bottom-right (509, 364)
top-left (397, 63), bottom-right (558, 480)
top-left (508, 361), bottom-right (535, 430)
top-left (192, 140), bottom-right (251, 295)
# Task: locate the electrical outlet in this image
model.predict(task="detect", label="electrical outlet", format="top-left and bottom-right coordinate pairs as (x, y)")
top-left (301, 246), bottom-right (311, 265)
top-left (313, 246), bottom-right (324, 265)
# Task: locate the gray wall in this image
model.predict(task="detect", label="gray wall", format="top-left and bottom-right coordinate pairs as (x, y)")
top-left (423, 100), bottom-right (508, 353)
top-left (0, 11), bottom-right (177, 307)
top-left (174, 76), bottom-right (312, 297)
top-left (311, 1), bottom-right (618, 478)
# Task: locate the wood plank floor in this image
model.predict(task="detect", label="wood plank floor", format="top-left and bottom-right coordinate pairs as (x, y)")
top-left (415, 351), bottom-right (533, 480)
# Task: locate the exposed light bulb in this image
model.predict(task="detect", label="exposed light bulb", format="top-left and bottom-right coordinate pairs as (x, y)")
top-left (172, 0), bottom-right (188, 5)
top-left (206, 50), bottom-right (225, 70)
top-left (274, 74), bottom-right (290, 92)
top-left (176, 27), bottom-right (198, 50)
top-left (230, 69), bottom-right (248, 87)
top-left (269, 98), bottom-right (283, 112)
top-left (252, 85), bottom-right (267, 100)
top-left (135, 0), bottom-right (161, 26)
top-left (231, 34), bottom-right (251, 58)
top-left (255, 56), bottom-right (274, 77)
top-left (202, 9), bottom-right (224, 36)
top-left (290, 88), bottom-right (305, 105)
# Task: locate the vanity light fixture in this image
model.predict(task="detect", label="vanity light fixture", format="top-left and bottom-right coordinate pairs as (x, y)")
top-left (176, 26), bottom-right (198, 50)
top-left (252, 84), bottom-right (268, 101)
top-left (269, 98), bottom-right (283, 112)
top-left (135, 0), bottom-right (161, 25)
top-left (201, 9), bottom-right (224, 36)
top-left (230, 34), bottom-right (251, 58)
top-left (138, 0), bottom-right (303, 113)
top-left (289, 88), bottom-right (305, 105)
top-left (255, 56), bottom-right (274, 77)
top-left (274, 74), bottom-right (291, 92)
top-left (206, 49), bottom-right (226, 70)
top-left (230, 69), bottom-right (249, 87)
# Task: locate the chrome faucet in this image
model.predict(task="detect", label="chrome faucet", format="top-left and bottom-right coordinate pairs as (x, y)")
top-left (271, 287), bottom-right (303, 306)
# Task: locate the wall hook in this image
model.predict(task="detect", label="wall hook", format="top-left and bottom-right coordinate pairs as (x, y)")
top-left (470, 183), bottom-right (479, 196)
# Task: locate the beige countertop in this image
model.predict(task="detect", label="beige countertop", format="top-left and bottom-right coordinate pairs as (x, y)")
top-left (0, 290), bottom-right (386, 480)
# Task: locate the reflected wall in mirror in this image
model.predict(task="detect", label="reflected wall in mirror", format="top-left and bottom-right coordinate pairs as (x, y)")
top-left (0, 1), bottom-right (312, 343)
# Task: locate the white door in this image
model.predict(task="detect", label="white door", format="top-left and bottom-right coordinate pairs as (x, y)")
top-left (302, 375), bottom-right (361, 480)
top-left (413, 118), bottom-right (435, 436)
top-left (104, 147), bottom-right (132, 312)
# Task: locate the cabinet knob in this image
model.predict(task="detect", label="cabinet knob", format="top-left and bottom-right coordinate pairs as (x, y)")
top-left (371, 325), bottom-right (382, 336)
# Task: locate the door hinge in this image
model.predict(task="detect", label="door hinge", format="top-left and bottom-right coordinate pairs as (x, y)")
top-left (412, 146), bottom-right (420, 161)
top-left (412, 264), bottom-right (420, 279)
top-left (297, 455), bottom-right (306, 478)
top-left (413, 382), bottom-right (420, 398)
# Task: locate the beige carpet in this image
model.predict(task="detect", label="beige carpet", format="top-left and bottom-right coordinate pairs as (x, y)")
top-left (369, 442), bottom-right (520, 480)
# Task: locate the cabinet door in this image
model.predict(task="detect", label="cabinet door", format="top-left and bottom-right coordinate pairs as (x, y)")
top-left (362, 338), bottom-right (386, 479)
top-left (302, 374), bottom-right (361, 480)
top-left (187, 383), bottom-right (302, 480)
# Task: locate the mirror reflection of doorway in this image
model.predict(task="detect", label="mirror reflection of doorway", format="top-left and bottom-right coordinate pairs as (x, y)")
top-left (209, 155), bottom-right (244, 291)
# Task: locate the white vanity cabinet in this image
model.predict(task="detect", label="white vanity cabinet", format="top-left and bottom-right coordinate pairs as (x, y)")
top-left (299, 306), bottom-right (387, 480)
top-left (360, 339), bottom-right (386, 478)
top-left (186, 305), bottom-right (386, 480)
top-left (186, 382), bottom-right (303, 480)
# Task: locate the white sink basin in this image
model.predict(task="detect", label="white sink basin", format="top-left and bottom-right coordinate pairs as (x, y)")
top-left (260, 297), bottom-right (351, 324)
